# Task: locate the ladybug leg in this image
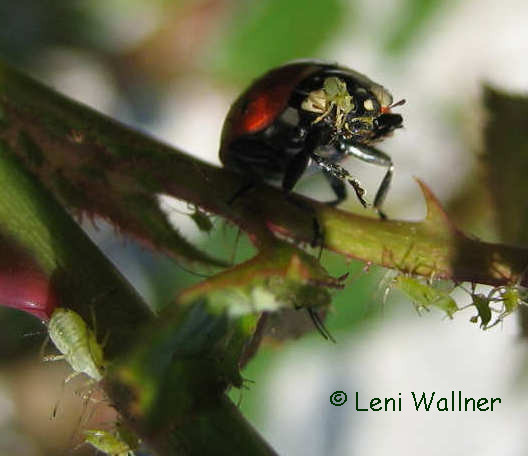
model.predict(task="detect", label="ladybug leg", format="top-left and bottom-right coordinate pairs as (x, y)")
top-left (374, 164), bottom-right (393, 220)
top-left (310, 153), bottom-right (368, 208)
top-left (225, 138), bottom-right (284, 205)
top-left (282, 151), bottom-right (323, 247)
top-left (227, 181), bottom-right (255, 205)
top-left (344, 144), bottom-right (393, 219)
top-left (322, 171), bottom-right (347, 206)
top-left (282, 150), bottom-right (311, 193)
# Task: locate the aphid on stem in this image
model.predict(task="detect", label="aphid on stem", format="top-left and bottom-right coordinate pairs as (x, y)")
top-left (459, 283), bottom-right (501, 329)
top-left (497, 285), bottom-right (527, 317)
top-left (188, 205), bottom-right (214, 233)
top-left (82, 423), bottom-right (141, 456)
top-left (164, 201), bottom-right (214, 233)
top-left (381, 244), bottom-right (458, 318)
top-left (474, 284), bottom-right (527, 329)
top-left (391, 275), bottom-right (459, 318)
top-left (44, 307), bottom-right (106, 383)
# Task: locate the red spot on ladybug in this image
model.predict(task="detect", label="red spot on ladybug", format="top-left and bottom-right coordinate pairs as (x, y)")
top-left (240, 92), bottom-right (284, 134)
top-left (221, 62), bottom-right (321, 148)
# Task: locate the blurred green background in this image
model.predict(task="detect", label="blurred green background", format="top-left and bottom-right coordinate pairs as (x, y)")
top-left (0, 0), bottom-right (527, 455)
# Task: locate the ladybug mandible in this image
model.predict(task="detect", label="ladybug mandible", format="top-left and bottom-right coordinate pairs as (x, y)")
top-left (220, 61), bottom-right (404, 219)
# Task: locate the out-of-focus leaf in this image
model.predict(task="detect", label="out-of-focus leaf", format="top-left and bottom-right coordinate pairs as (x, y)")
top-left (384, 0), bottom-right (452, 55)
top-left (0, 1), bottom-right (90, 60)
top-left (484, 87), bottom-right (528, 336)
top-left (211, 0), bottom-right (347, 85)
top-left (484, 87), bottom-right (528, 245)
top-left (177, 242), bottom-right (347, 357)
top-left (0, 307), bottom-right (45, 361)
top-left (115, 242), bottom-right (343, 403)
top-left (108, 289), bottom-right (277, 455)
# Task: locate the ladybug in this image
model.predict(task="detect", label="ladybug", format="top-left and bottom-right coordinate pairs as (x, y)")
top-left (220, 61), bottom-right (404, 218)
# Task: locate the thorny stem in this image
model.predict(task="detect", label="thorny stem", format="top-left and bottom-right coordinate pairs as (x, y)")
top-left (0, 61), bottom-right (527, 287)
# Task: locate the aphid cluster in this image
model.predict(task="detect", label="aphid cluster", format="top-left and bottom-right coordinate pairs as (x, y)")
top-left (388, 272), bottom-right (526, 329)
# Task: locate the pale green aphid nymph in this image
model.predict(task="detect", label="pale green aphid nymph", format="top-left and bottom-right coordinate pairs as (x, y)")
top-left (393, 276), bottom-right (459, 319)
top-left (46, 307), bottom-right (105, 382)
top-left (301, 76), bottom-right (355, 131)
top-left (84, 426), bottom-right (140, 456)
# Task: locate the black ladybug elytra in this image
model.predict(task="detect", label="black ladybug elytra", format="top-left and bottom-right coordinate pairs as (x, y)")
top-left (220, 60), bottom-right (404, 219)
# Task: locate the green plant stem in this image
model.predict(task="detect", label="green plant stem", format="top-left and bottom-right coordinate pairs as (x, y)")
top-left (0, 131), bottom-right (277, 455)
top-left (0, 61), bottom-right (527, 286)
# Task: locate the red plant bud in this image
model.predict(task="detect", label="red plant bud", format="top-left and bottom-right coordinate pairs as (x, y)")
top-left (0, 236), bottom-right (59, 321)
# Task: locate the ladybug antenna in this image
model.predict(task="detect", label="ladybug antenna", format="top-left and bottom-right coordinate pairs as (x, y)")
top-left (389, 99), bottom-right (406, 109)
top-left (307, 308), bottom-right (336, 343)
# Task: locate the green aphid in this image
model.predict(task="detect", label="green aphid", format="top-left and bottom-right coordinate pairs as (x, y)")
top-left (310, 76), bottom-right (355, 131)
top-left (324, 77), bottom-right (354, 114)
top-left (485, 285), bottom-right (526, 328)
top-left (471, 293), bottom-right (492, 329)
top-left (190, 207), bottom-right (213, 233)
top-left (45, 308), bottom-right (105, 382)
top-left (500, 286), bottom-right (523, 315)
top-left (394, 276), bottom-right (459, 318)
top-left (84, 425), bottom-right (140, 456)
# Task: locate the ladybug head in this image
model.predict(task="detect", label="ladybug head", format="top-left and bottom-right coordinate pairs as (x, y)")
top-left (372, 112), bottom-right (403, 140)
top-left (342, 86), bottom-right (404, 143)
